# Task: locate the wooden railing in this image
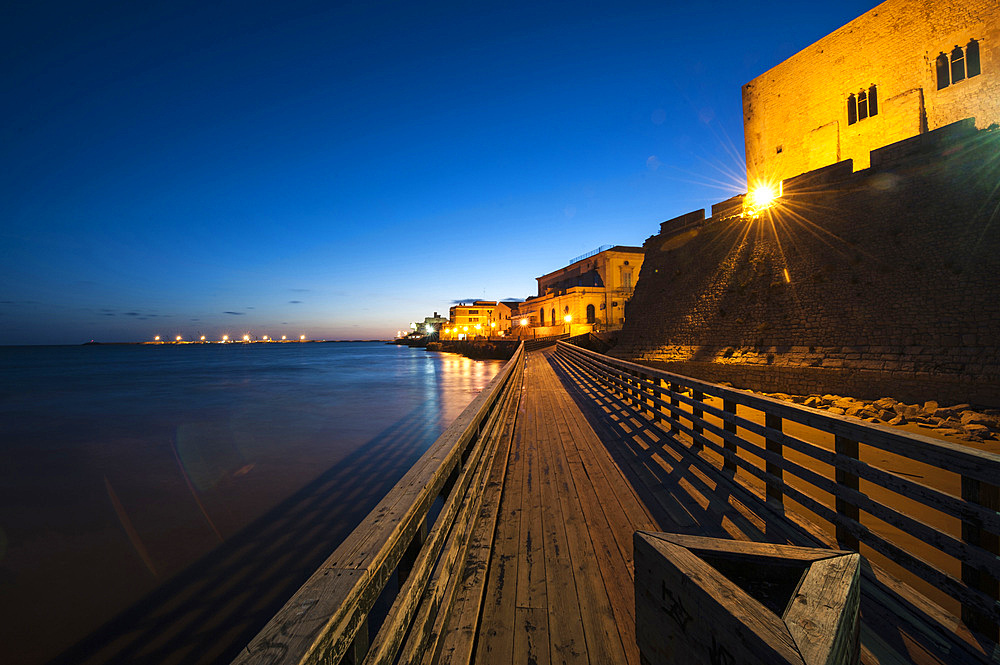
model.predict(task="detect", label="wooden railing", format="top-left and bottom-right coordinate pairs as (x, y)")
top-left (523, 333), bottom-right (570, 352)
top-left (233, 343), bottom-right (525, 665)
top-left (555, 341), bottom-right (1000, 642)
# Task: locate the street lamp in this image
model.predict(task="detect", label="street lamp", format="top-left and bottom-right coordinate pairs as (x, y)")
top-left (564, 314), bottom-right (572, 335)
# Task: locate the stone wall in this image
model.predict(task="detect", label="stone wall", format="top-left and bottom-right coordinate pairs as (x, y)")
top-left (743, 0), bottom-right (1000, 184)
top-left (615, 125), bottom-right (1000, 407)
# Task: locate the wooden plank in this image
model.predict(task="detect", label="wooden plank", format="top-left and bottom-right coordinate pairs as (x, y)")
top-left (535, 377), bottom-right (590, 664)
top-left (513, 607), bottom-right (550, 665)
top-left (635, 532), bottom-right (805, 665)
top-left (784, 554), bottom-right (861, 665)
top-left (365, 367), bottom-right (515, 664)
top-left (395, 387), bottom-right (513, 665)
top-left (234, 568), bottom-right (368, 665)
top-left (545, 350), bottom-right (634, 663)
top-left (474, 380), bottom-right (528, 665)
top-left (434, 372), bottom-right (522, 665)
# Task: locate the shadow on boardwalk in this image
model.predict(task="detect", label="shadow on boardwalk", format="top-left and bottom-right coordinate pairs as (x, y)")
top-left (544, 349), bottom-right (994, 665)
top-left (49, 407), bottom-right (441, 665)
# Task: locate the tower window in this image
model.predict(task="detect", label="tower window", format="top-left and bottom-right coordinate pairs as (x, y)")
top-left (951, 45), bottom-right (966, 84)
top-left (938, 40), bottom-right (982, 89)
top-left (936, 53), bottom-right (950, 89)
top-left (846, 85), bottom-right (877, 125)
top-left (967, 39), bottom-right (981, 78)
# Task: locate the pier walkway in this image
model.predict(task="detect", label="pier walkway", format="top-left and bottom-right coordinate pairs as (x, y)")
top-left (236, 343), bottom-right (999, 665)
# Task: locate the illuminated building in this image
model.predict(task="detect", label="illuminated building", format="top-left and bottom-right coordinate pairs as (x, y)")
top-left (743, 0), bottom-right (999, 186)
top-left (445, 301), bottom-right (511, 340)
top-left (517, 245), bottom-right (644, 336)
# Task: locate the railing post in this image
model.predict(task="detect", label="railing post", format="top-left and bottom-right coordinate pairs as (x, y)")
top-left (764, 413), bottom-right (783, 506)
top-left (722, 399), bottom-right (737, 474)
top-left (668, 383), bottom-right (678, 434)
top-left (652, 378), bottom-right (664, 424)
top-left (398, 515), bottom-right (429, 584)
top-left (960, 476), bottom-right (1000, 642)
top-left (639, 373), bottom-right (653, 419)
top-left (834, 436), bottom-right (860, 552)
top-left (345, 617), bottom-right (369, 665)
top-left (691, 390), bottom-right (704, 452)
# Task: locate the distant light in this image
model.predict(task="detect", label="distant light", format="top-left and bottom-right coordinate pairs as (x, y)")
top-left (426, 325), bottom-right (434, 333)
top-left (243, 335), bottom-right (250, 341)
top-left (783, 268), bottom-right (791, 283)
top-left (490, 322), bottom-right (496, 327)
top-left (154, 335), bottom-right (160, 341)
top-left (222, 335), bottom-right (229, 341)
top-left (300, 335), bottom-right (305, 340)
top-left (200, 335), bottom-right (206, 341)
top-left (564, 315), bottom-right (572, 323)
top-left (411, 323), bottom-right (417, 329)
top-left (463, 326), bottom-right (468, 332)
top-left (176, 335), bottom-right (182, 341)
top-left (475, 324), bottom-right (481, 330)
top-left (282, 335), bottom-right (287, 340)
top-left (263, 335), bottom-right (269, 341)
top-left (520, 319), bottom-right (528, 326)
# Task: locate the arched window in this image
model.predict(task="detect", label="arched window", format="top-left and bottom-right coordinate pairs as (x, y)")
top-left (551, 309), bottom-right (556, 326)
top-left (847, 93), bottom-right (857, 125)
top-left (858, 89), bottom-right (868, 121)
top-left (540, 310), bottom-right (545, 326)
top-left (950, 45), bottom-right (965, 84)
top-left (936, 52), bottom-right (950, 89)
top-left (868, 85), bottom-right (878, 116)
top-left (967, 39), bottom-right (981, 78)
top-left (586, 304), bottom-right (596, 324)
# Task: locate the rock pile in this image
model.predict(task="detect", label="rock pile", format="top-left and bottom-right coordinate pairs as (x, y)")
top-left (758, 393), bottom-right (1000, 442)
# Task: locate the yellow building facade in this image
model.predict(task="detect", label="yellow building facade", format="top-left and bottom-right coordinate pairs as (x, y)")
top-left (743, 0), bottom-right (1000, 186)
top-left (443, 301), bottom-right (511, 340)
top-left (517, 246), bottom-right (644, 337)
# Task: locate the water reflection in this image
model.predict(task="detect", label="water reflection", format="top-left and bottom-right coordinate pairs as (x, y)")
top-left (0, 343), bottom-right (501, 665)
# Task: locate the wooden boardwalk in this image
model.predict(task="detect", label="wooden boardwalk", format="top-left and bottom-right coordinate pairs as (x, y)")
top-left (441, 348), bottom-right (995, 665)
top-left (235, 343), bottom-right (998, 665)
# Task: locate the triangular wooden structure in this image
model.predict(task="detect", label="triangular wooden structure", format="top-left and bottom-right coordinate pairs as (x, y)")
top-left (634, 532), bottom-right (860, 665)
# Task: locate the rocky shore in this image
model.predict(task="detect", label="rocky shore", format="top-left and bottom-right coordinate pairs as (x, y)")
top-left (747, 391), bottom-right (999, 443)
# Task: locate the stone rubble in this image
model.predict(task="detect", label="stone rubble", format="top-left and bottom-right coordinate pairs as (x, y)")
top-left (757, 392), bottom-right (1000, 442)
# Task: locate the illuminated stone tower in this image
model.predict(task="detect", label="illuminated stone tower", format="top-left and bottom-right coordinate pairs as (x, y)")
top-left (743, 0), bottom-right (1000, 186)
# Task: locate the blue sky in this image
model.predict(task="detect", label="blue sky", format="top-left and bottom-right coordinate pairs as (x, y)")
top-left (1, 0), bottom-right (877, 344)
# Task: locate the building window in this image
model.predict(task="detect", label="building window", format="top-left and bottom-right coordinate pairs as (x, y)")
top-left (967, 39), bottom-right (981, 78)
top-left (540, 310), bottom-right (545, 326)
top-left (586, 304), bottom-right (596, 324)
top-left (468, 309), bottom-right (478, 314)
top-left (938, 40), bottom-right (982, 89)
top-left (551, 309), bottom-right (556, 325)
top-left (623, 271), bottom-right (632, 289)
top-left (936, 53), bottom-right (950, 89)
top-left (847, 85), bottom-right (878, 125)
top-left (951, 45), bottom-right (965, 84)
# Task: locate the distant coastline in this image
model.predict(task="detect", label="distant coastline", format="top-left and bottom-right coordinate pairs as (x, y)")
top-left (81, 339), bottom-right (390, 346)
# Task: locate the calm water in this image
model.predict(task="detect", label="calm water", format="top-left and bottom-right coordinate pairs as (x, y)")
top-left (0, 342), bottom-right (502, 665)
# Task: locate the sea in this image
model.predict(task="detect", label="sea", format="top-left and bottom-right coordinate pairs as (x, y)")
top-left (0, 342), bottom-right (503, 665)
